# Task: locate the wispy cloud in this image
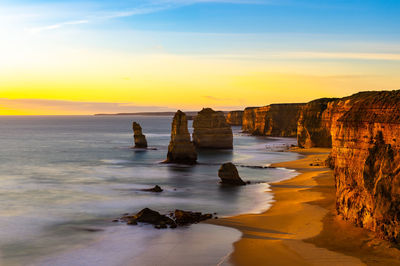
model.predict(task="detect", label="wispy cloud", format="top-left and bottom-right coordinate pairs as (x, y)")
top-left (28, 20), bottom-right (89, 34)
top-left (22, 0), bottom-right (271, 34)
top-left (196, 51), bottom-right (400, 61)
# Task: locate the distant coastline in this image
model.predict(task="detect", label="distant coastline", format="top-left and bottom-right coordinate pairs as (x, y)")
top-left (94, 111), bottom-right (198, 116)
top-left (94, 111), bottom-right (229, 117)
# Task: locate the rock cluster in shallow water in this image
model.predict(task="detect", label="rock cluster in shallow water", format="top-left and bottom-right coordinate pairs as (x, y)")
top-left (116, 208), bottom-right (213, 229)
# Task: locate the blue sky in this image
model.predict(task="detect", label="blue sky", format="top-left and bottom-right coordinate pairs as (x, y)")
top-left (3, 0), bottom-right (400, 36)
top-left (1, 0), bottom-right (400, 114)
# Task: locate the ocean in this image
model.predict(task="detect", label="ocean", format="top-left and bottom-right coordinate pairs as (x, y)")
top-left (0, 115), bottom-right (300, 266)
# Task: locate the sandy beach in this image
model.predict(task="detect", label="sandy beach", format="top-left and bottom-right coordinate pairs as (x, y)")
top-left (210, 148), bottom-right (400, 265)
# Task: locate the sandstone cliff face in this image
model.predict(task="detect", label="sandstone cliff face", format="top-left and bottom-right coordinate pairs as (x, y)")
top-left (193, 108), bottom-right (233, 149)
top-left (331, 90), bottom-right (400, 243)
top-left (132, 122), bottom-right (148, 148)
top-left (166, 110), bottom-right (197, 164)
top-left (297, 98), bottom-right (338, 148)
top-left (225, 111), bottom-right (243, 126)
top-left (242, 104), bottom-right (304, 137)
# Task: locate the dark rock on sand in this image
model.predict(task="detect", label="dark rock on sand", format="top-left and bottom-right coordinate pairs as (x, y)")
top-left (218, 162), bottom-right (246, 185)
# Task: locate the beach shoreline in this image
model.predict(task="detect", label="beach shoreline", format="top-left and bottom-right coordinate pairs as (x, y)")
top-left (208, 148), bottom-right (400, 265)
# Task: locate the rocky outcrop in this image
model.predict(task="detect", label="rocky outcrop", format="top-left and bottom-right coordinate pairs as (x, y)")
top-left (120, 208), bottom-right (177, 229)
top-left (297, 94), bottom-right (376, 148)
top-left (117, 208), bottom-right (213, 229)
top-left (174, 210), bottom-right (213, 225)
top-left (242, 104), bottom-right (304, 137)
top-left (330, 90), bottom-right (400, 243)
top-left (141, 185), bottom-right (163, 193)
top-left (132, 122), bottom-right (148, 148)
top-left (218, 162), bottom-right (246, 185)
top-left (166, 110), bottom-right (197, 164)
top-left (226, 110), bottom-right (243, 126)
top-left (192, 108), bottom-right (233, 149)
top-left (297, 98), bottom-right (338, 148)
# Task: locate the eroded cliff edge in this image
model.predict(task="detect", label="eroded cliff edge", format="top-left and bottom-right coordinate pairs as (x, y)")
top-left (330, 90), bottom-right (400, 243)
top-left (226, 111), bottom-right (243, 126)
top-left (242, 103), bottom-right (304, 137)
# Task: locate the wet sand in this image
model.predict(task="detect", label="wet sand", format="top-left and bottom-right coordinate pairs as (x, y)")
top-left (209, 148), bottom-right (400, 265)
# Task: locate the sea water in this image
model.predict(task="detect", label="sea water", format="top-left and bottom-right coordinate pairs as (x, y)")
top-left (0, 116), bottom-right (300, 266)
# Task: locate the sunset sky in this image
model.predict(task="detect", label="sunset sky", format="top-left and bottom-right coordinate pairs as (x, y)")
top-left (1, 0), bottom-right (400, 115)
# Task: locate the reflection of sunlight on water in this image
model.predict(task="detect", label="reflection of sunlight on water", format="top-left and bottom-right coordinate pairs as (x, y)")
top-left (37, 224), bottom-right (240, 266)
top-left (0, 116), bottom-right (301, 265)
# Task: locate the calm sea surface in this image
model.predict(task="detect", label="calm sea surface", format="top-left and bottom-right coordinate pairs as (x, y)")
top-left (0, 116), bottom-right (300, 266)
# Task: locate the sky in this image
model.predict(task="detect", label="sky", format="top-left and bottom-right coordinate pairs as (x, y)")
top-left (1, 0), bottom-right (400, 115)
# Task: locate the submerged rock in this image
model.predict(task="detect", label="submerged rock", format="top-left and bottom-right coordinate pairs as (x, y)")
top-left (218, 162), bottom-right (246, 186)
top-left (165, 110), bottom-right (197, 164)
top-left (193, 108), bottom-right (233, 149)
top-left (132, 122), bottom-right (148, 148)
top-left (174, 210), bottom-right (213, 225)
top-left (121, 208), bottom-right (176, 229)
top-left (141, 185), bottom-right (163, 193)
top-left (117, 208), bottom-right (213, 229)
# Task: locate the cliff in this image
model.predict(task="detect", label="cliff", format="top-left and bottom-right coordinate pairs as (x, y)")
top-left (192, 108), bottom-right (233, 149)
top-left (330, 90), bottom-right (400, 243)
top-left (166, 110), bottom-right (197, 164)
top-left (242, 104), bottom-right (305, 137)
top-left (297, 98), bottom-right (338, 148)
top-left (132, 122), bottom-right (148, 148)
top-left (225, 111), bottom-right (243, 126)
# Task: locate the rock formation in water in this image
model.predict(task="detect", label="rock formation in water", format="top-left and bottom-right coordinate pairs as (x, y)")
top-left (132, 122), bottom-right (148, 148)
top-left (116, 208), bottom-right (213, 229)
top-left (166, 110), bottom-right (197, 164)
top-left (226, 110), bottom-right (244, 126)
top-left (141, 185), bottom-right (163, 193)
top-left (330, 90), bottom-right (400, 243)
top-left (192, 108), bottom-right (233, 149)
top-left (242, 104), bottom-right (304, 137)
top-left (218, 162), bottom-right (246, 185)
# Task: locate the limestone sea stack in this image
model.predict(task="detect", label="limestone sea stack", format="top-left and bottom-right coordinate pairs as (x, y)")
top-left (330, 90), bottom-right (400, 243)
top-left (132, 122), bottom-right (148, 148)
top-left (166, 110), bottom-right (197, 164)
top-left (226, 110), bottom-right (243, 126)
top-left (193, 108), bottom-right (233, 149)
top-left (218, 162), bottom-right (246, 185)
